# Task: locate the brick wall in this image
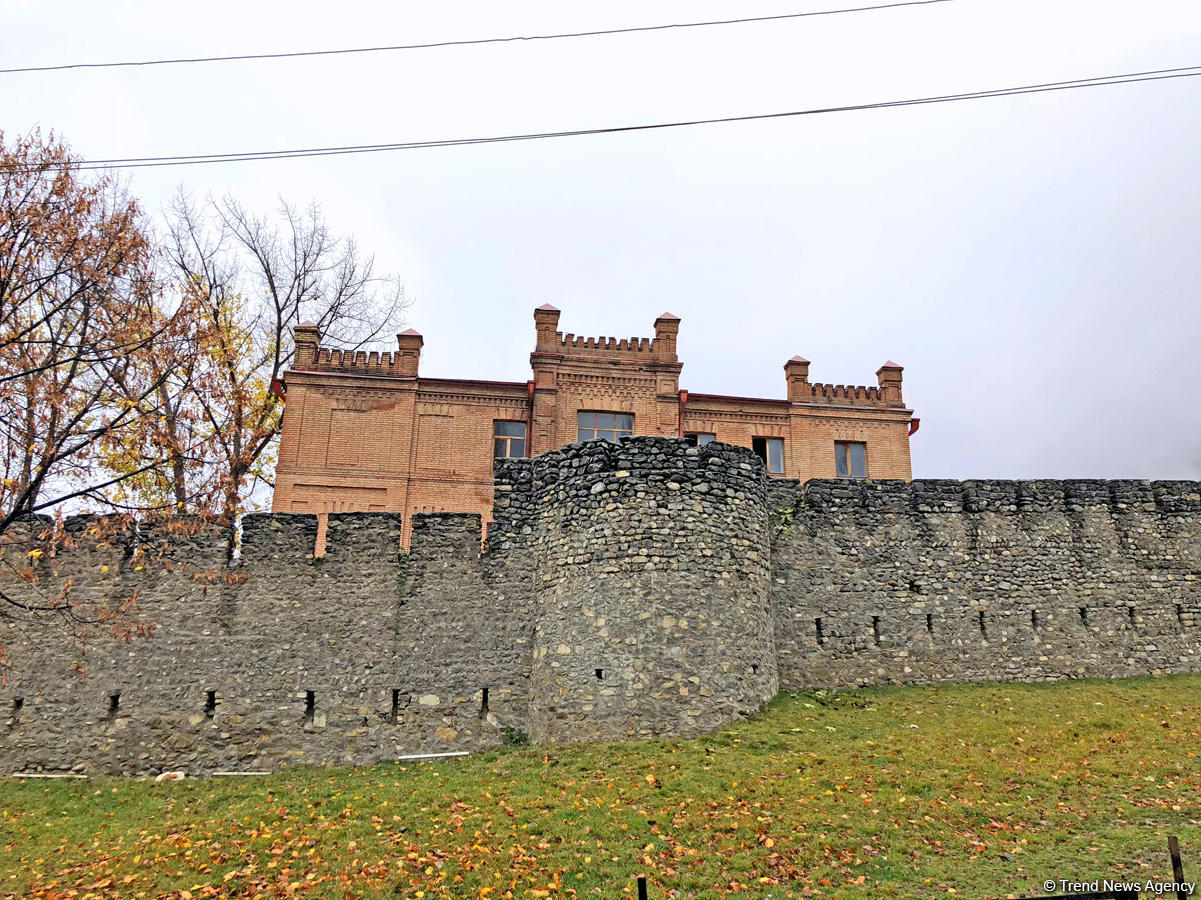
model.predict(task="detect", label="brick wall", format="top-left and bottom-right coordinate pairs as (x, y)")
top-left (272, 307), bottom-right (915, 543)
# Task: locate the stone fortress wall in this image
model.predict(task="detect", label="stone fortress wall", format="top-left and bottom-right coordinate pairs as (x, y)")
top-left (2, 438), bottom-right (1199, 775)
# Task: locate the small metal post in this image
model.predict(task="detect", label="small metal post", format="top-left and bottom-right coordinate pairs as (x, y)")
top-left (637, 874), bottom-right (648, 900)
top-left (1168, 836), bottom-right (1189, 898)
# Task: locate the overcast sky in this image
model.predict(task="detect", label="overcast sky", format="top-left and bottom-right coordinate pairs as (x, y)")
top-left (4, 0), bottom-right (1199, 480)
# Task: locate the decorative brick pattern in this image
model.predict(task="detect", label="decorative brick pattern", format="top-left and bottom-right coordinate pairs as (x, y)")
top-left (272, 307), bottom-right (914, 544)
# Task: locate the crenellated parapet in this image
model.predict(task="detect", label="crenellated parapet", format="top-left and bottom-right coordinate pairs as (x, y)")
top-left (776, 477), bottom-right (1201, 516)
top-left (805, 383), bottom-right (887, 404)
top-left (770, 473), bottom-right (1201, 691)
top-left (2, 438), bottom-right (1200, 775)
top-left (531, 305), bottom-right (682, 366)
top-left (292, 322), bottom-right (423, 378)
top-left (489, 437), bottom-right (768, 553)
top-left (3, 514), bottom-right (235, 580)
top-left (783, 357), bottom-right (906, 408)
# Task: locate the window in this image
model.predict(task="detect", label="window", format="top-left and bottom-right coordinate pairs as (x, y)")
top-left (834, 441), bottom-right (867, 478)
top-left (752, 437), bottom-right (785, 474)
top-left (578, 411), bottom-right (633, 443)
top-left (684, 432), bottom-right (716, 446)
top-left (493, 420), bottom-right (527, 458)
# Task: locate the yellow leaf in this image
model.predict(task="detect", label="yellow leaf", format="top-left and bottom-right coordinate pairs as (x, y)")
top-left (26, 549), bottom-right (42, 559)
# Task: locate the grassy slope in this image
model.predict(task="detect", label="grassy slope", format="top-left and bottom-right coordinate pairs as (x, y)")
top-left (1, 676), bottom-right (1199, 899)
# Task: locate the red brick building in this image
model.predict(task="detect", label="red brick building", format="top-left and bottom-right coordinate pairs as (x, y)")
top-left (272, 306), bottom-right (916, 543)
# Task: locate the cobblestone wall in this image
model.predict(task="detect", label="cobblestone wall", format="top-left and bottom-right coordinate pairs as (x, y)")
top-left (2, 438), bottom-right (1199, 775)
top-left (506, 438), bottom-right (777, 743)
top-left (769, 478), bottom-right (1201, 688)
top-left (0, 512), bottom-right (532, 776)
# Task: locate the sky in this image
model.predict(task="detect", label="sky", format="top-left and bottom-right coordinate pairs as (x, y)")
top-left (3, 0), bottom-right (1200, 481)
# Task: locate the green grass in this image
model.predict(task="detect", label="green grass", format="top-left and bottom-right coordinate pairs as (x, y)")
top-left (2, 675), bottom-right (1199, 899)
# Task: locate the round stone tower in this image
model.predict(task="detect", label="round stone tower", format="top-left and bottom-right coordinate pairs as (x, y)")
top-left (525, 436), bottom-right (777, 743)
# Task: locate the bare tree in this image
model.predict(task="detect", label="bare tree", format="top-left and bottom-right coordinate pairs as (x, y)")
top-left (156, 192), bottom-right (410, 519)
top-left (0, 131), bottom-right (408, 645)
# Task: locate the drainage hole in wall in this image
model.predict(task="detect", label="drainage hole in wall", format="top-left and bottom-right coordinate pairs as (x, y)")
top-left (480, 687), bottom-right (490, 717)
top-left (390, 689), bottom-right (402, 725)
top-left (977, 611), bottom-right (988, 639)
top-left (1031, 609), bottom-right (1041, 632)
top-left (204, 690), bottom-right (216, 718)
top-left (751, 664), bottom-right (759, 675)
top-left (594, 668), bottom-right (604, 681)
top-left (303, 690), bottom-right (315, 724)
top-left (10, 697), bottom-right (22, 725)
top-left (925, 613), bottom-right (934, 635)
top-left (871, 615), bottom-right (881, 646)
top-left (106, 692), bottom-right (120, 720)
top-left (814, 617), bottom-right (825, 647)
top-left (1128, 606), bottom-right (1137, 625)
top-left (1079, 607), bottom-right (1090, 627)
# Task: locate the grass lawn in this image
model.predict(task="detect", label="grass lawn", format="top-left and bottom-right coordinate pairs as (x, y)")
top-left (2, 675), bottom-right (1199, 899)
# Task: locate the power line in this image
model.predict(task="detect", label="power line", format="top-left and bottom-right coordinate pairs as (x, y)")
top-left (6, 64), bottom-right (1198, 172)
top-left (0, 0), bottom-right (953, 75)
top-left (20, 65), bottom-right (1201, 170)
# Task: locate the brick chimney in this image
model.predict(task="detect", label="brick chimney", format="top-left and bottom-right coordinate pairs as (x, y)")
top-left (784, 355), bottom-right (811, 402)
top-left (533, 304), bottom-right (561, 351)
top-left (396, 329), bottom-right (423, 377)
top-left (876, 361), bottom-right (904, 405)
top-left (654, 312), bottom-right (681, 363)
top-left (293, 321), bottom-right (321, 369)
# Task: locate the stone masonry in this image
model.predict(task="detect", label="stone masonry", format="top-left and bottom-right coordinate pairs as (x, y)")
top-left (1, 438), bottom-right (1199, 775)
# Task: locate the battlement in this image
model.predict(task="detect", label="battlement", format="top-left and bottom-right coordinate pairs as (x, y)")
top-left (783, 477), bottom-right (1201, 515)
top-left (17, 471), bottom-right (1199, 574)
top-left (489, 436), bottom-right (767, 553)
top-left (290, 322), bottom-right (423, 378)
top-left (313, 346), bottom-right (398, 373)
top-left (527, 435), bottom-right (761, 482)
top-left (531, 305), bottom-right (681, 365)
top-left (557, 333), bottom-right (655, 352)
top-left (3, 437), bottom-right (1201, 775)
top-left (784, 357), bottom-right (906, 407)
top-left (803, 382), bottom-right (886, 405)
